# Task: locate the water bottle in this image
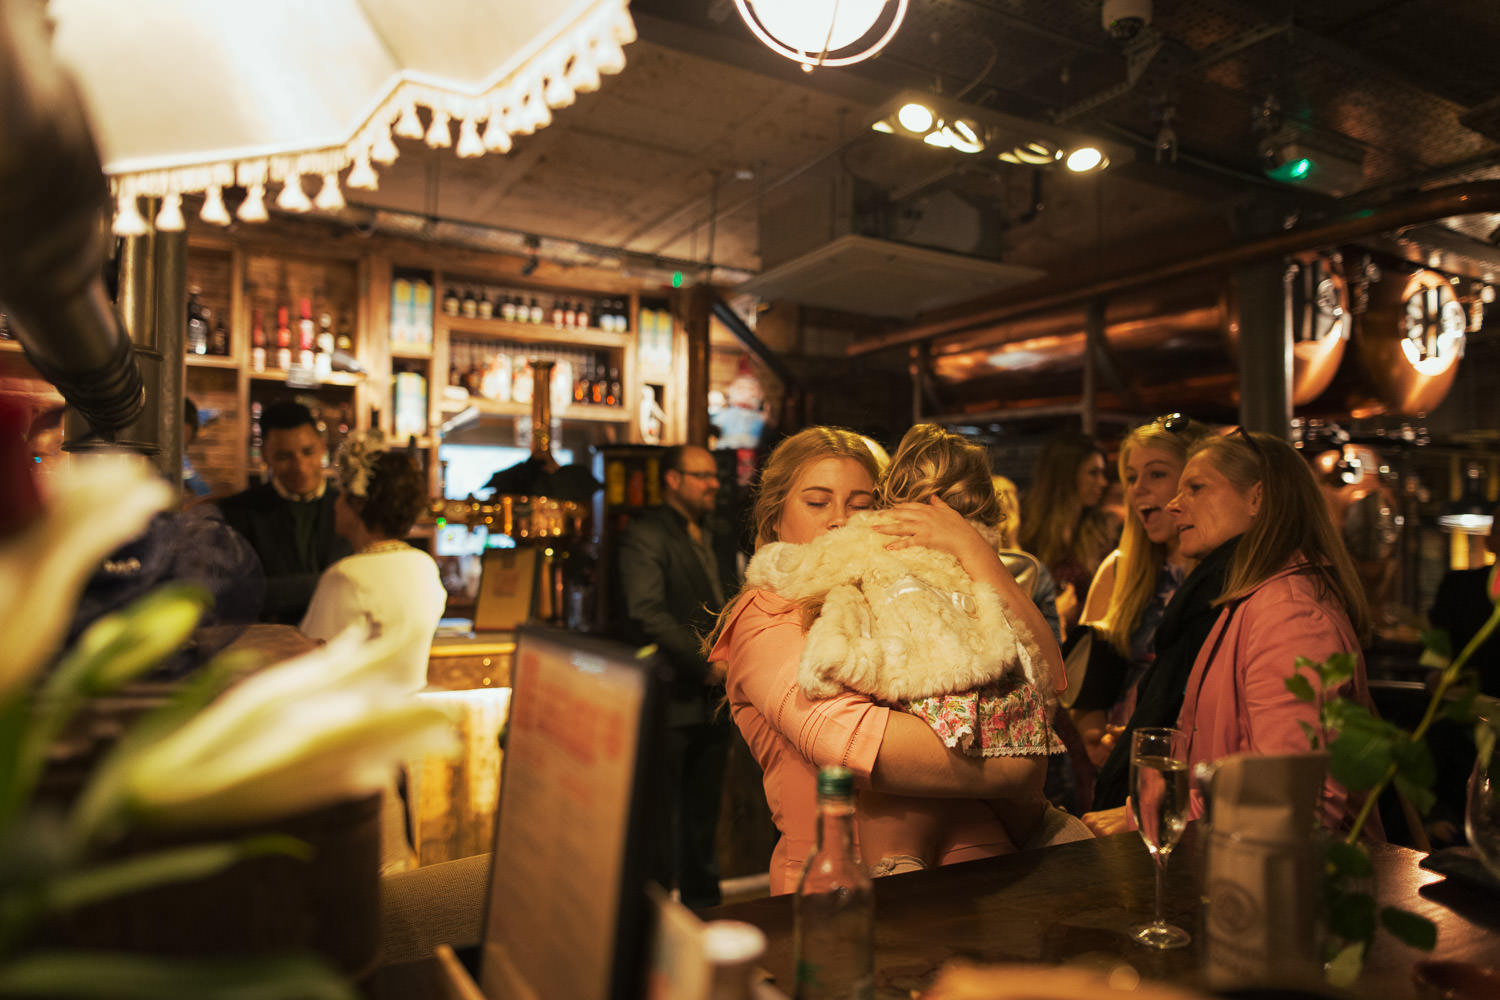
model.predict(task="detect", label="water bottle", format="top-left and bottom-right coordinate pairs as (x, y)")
top-left (793, 766), bottom-right (873, 1000)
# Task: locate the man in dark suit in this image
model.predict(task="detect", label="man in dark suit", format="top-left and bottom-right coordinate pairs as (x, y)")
top-left (1430, 506), bottom-right (1500, 697)
top-left (218, 401), bottom-right (351, 625)
top-left (617, 444), bottom-right (740, 908)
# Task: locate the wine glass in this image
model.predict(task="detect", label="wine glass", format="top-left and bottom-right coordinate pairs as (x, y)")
top-left (1129, 726), bottom-right (1192, 949)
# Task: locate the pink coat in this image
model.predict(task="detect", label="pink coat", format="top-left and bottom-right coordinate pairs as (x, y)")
top-left (708, 588), bottom-right (1016, 895)
top-left (1176, 559), bottom-right (1379, 836)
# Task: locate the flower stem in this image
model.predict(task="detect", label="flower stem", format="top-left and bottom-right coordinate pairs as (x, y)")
top-left (1344, 604), bottom-right (1500, 846)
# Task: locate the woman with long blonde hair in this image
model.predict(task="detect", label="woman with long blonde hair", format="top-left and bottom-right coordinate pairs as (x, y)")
top-left (1083, 430), bottom-right (1378, 836)
top-left (707, 426), bottom-right (1060, 893)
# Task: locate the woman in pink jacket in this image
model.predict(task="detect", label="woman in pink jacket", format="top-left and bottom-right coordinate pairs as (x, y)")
top-left (707, 426), bottom-right (1057, 894)
top-left (1084, 429), bottom-right (1379, 838)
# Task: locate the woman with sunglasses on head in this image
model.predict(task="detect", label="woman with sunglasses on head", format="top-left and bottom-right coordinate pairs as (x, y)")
top-left (1070, 416), bottom-right (1219, 797)
top-left (1082, 430), bottom-right (1381, 838)
top-left (1022, 431), bottom-right (1118, 636)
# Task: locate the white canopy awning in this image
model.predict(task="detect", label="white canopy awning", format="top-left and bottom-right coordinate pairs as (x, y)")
top-left (47, 0), bottom-right (636, 233)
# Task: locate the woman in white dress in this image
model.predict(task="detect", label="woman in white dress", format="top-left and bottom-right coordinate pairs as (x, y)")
top-left (301, 433), bottom-right (446, 692)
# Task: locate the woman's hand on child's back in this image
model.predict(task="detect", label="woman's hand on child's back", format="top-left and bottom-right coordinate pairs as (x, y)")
top-left (872, 495), bottom-right (986, 563)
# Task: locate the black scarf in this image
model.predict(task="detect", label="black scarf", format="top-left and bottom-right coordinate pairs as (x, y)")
top-left (1091, 535), bottom-right (1241, 810)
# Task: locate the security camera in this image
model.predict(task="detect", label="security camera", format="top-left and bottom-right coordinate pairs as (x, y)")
top-left (1102, 0), bottom-right (1152, 41)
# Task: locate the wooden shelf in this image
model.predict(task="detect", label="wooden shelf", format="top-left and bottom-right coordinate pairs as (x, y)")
top-left (186, 354), bottom-right (239, 369)
top-left (392, 346), bottom-right (434, 361)
top-left (440, 395), bottom-right (632, 423)
top-left (441, 315), bottom-right (629, 350)
top-left (248, 369), bottom-right (362, 387)
top-left (0, 339), bottom-right (24, 353)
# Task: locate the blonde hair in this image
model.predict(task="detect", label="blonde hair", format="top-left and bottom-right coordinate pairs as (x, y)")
top-left (992, 476), bottom-right (1021, 549)
top-left (877, 424), bottom-right (1002, 528)
top-left (1097, 417), bottom-right (1216, 657)
top-left (706, 426), bottom-right (882, 658)
top-left (1192, 431), bottom-right (1370, 639)
top-left (1020, 431), bottom-right (1112, 575)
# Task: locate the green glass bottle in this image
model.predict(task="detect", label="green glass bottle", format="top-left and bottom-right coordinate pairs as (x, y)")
top-left (794, 766), bottom-right (873, 1000)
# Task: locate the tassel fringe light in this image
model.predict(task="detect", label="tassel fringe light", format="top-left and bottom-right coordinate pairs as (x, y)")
top-left (106, 0), bottom-right (636, 235)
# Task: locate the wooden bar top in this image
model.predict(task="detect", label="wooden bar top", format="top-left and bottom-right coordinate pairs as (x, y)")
top-left (704, 826), bottom-right (1500, 1000)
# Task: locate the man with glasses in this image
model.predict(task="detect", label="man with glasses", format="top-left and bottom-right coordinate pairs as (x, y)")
top-left (617, 444), bottom-right (741, 908)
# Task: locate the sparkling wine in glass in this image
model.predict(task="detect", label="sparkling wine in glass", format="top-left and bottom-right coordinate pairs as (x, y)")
top-left (1130, 726), bottom-right (1192, 949)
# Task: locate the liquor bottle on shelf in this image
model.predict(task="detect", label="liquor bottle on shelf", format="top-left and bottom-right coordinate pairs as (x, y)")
top-left (606, 367), bottom-right (621, 407)
top-left (297, 298), bottom-right (316, 370)
top-left (275, 306), bottom-right (293, 370)
top-left (501, 292), bottom-right (517, 322)
top-left (210, 315), bottom-right (229, 356)
top-left (250, 309), bottom-right (267, 373)
top-left (481, 350), bottom-right (512, 402)
top-left (315, 311), bottom-right (335, 378)
top-left (589, 363), bottom-right (605, 406)
top-left (331, 313), bottom-right (361, 372)
top-left (528, 296), bottom-right (543, 324)
top-left (443, 287), bottom-right (461, 316)
top-left (551, 296), bottom-right (565, 329)
top-left (335, 315), bottom-right (354, 354)
top-left (449, 340), bottom-right (465, 387)
top-left (186, 288), bottom-right (209, 355)
top-left (478, 288), bottom-right (494, 320)
top-left (793, 766), bottom-right (874, 1000)
top-left (575, 300), bottom-right (590, 331)
top-left (563, 300), bottom-right (577, 328)
top-left (512, 357), bottom-right (534, 404)
top-left (573, 361), bottom-right (591, 405)
top-left (615, 298), bottom-right (630, 333)
top-left (461, 288), bottom-right (478, 319)
top-left (462, 345), bottom-right (484, 396)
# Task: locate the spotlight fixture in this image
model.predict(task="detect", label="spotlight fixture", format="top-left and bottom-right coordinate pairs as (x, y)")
top-left (735, 0), bottom-right (909, 70)
top-left (871, 91), bottom-right (1124, 173)
top-left (521, 235), bottom-right (541, 277)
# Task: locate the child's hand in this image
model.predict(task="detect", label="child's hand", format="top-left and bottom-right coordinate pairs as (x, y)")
top-left (870, 494), bottom-right (976, 558)
top-left (1082, 804), bottom-right (1131, 837)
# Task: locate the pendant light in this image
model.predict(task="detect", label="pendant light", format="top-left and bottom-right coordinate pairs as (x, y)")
top-left (734, 0), bottom-right (908, 70)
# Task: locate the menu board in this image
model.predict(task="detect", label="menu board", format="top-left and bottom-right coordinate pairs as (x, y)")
top-left (480, 627), bottom-right (664, 1000)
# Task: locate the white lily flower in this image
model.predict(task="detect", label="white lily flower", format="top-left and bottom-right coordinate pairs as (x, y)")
top-left (0, 452), bottom-right (174, 701)
top-left (103, 628), bottom-right (459, 831)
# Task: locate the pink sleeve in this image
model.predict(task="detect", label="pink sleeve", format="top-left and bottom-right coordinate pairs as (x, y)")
top-left (1237, 593), bottom-right (1357, 829)
top-left (713, 590), bottom-right (890, 784)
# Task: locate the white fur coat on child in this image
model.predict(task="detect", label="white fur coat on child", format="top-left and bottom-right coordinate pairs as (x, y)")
top-left (744, 513), bottom-right (1052, 702)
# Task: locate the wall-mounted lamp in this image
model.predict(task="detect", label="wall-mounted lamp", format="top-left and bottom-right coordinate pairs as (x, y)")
top-left (873, 92), bottom-right (1117, 173)
top-left (735, 0), bottom-right (908, 71)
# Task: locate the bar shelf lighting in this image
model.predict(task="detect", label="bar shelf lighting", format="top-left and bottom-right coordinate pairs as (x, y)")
top-left (872, 92), bottom-right (1115, 173)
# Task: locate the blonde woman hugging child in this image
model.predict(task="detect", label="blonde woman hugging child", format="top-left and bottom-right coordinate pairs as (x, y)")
top-left (726, 425), bottom-right (1084, 880)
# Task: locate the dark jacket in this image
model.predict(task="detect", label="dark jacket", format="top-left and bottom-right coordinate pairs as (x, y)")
top-left (616, 505), bottom-right (740, 716)
top-left (1092, 536), bottom-right (1239, 810)
top-left (218, 482), bottom-right (351, 625)
top-left (1431, 566), bottom-right (1500, 697)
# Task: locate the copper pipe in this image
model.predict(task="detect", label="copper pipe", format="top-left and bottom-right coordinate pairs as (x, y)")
top-left (852, 180), bottom-right (1500, 357)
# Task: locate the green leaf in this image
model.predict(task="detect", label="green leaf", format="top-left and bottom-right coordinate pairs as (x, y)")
top-left (1285, 673), bottom-right (1317, 703)
top-left (1325, 941), bottom-right (1366, 989)
top-left (0, 951), bottom-right (355, 999)
top-left (1421, 628), bottom-right (1453, 660)
top-left (1445, 688), bottom-right (1480, 725)
top-left (1392, 774), bottom-right (1437, 817)
top-left (1326, 840), bottom-right (1374, 880)
top-left (1298, 720), bottom-right (1322, 750)
top-left (1327, 888), bottom-right (1376, 942)
top-left (1476, 722), bottom-right (1497, 774)
top-left (42, 835), bottom-right (309, 915)
top-left (1319, 652), bottom-right (1358, 687)
top-left (1391, 736), bottom-right (1437, 790)
top-left (1328, 716), bottom-right (1396, 792)
top-left (1380, 907), bottom-right (1437, 950)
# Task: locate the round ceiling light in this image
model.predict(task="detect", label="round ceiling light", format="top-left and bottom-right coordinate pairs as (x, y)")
top-left (735, 0), bottom-right (909, 68)
top-left (897, 101), bottom-right (935, 133)
top-left (1065, 146), bottom-right (1108, 172)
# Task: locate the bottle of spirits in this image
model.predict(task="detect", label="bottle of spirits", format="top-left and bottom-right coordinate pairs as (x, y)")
top-left (615, 298), bottom-right (631, 333)
top-left (477, 289), bottom-right (494, 320)
top-left (793, 766), bottom-right (873, 1000)
top-left (450, 341), bottom-right (465, 387)
top-left (210, 315), bottom-right (230, 356)
top-left (297, 298), bottom-right (316, 370)
top-left (335, 315), bottom-right (354, 354)
top-left (501, 293), bottom-right (518, 322)
top-left (552, 296), bottom-right (566, 329)
top-left (275, 306), bottom-right (293, 370)
top-left (250, 309), bottom-right (267, 373)
top-left (606, 367), bottom-right (621, 407)
top-left (443, 287), bottom-right (461, 316)
top-left (186, 288), bottom-right (209, 354)
top-left (575, 300), bottom-right (591, 331)
top-left (315, 311), bottom-right (335, 378)
top-left (563, 300), bottom-right (577, 328)
top-left (461, 288), bottom-right (478, 319)
top-left (573, 361), bottom-right (591, 405)
top-left (590, 364), bottom-right (605, 405)
top-left (528, 296), bottom-right (543, 324)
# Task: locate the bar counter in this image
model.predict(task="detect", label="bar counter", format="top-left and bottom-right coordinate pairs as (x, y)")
top-left (705, 826), bottom-right (1500, 1000)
